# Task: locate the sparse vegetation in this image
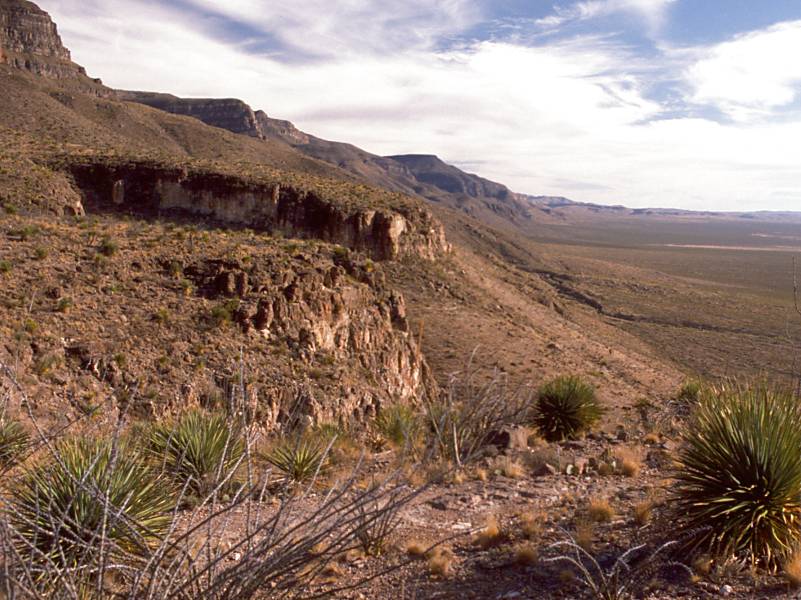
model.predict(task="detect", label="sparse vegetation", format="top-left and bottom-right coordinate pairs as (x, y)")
top-left (375, 402), bottom-right (420, 447)
top-left (9, 438), bottom-right (173, 575)
top-left (265, 436), bottom-right (329, 484)
top-left (533, 375), bottom-right (603, 441)
top-left (674, 382), bottom-right (801, 568)
top-left (0, 413), bottom-right (29, 468)
top-left (587, 498), bottom-right (615, 523)
top-left (149, 411), bottom-right (245, 497)
top-left (98, 235), bottom-right (118, 256)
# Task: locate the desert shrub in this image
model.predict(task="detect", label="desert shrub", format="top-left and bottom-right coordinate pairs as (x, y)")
top-left (150, 411), bottom-right (245, 497)
top-left (674, 383), bottom-right (801, 568)
top-left (425, 358), bottom-right (531, 466)
top-left (33, 246), bottom-right (48, 260)
top-left (354, 494), bottom-right (402, 556)
top-left (265, 436), bottom-right (328, 483)
top-left (210, 299), bottom-right (239, 327)
top-left (375, 403), bottom-right (420, 447)
top-left (0, 259), bottom-right (11, 273)
top-left (0, 413), bottom-right (29, 467)
top-left (9, 438), bottom-right (173, 571)
top-left (533, 375), bottom-right (603, 441)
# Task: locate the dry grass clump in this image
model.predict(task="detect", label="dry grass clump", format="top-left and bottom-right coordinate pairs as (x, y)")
top-left (513, 543), bottom-right (539, 566)
top-left (428, 546), bottom-right (455, 577)
top-left (587, 498), bottom-right (614, 523)
top-left (495, 455), bottom-right (525, 479)
top-left (633, 500), bottom-right (654, 526)
top-left (474, 467), bottom-right (489, 482)
top-left (405, 540), bottom-right (428, 559)
top-left (518, 511), bottom-right (546, 539)
top-left (475, 515), bottom-right (505, 549)
top-left (615, 447), bottom-right (641, 477)
top-left (574, 519), bottom-right (595, 553)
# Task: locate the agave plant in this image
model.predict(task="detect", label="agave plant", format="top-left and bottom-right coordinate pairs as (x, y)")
top-left (10, 438), bottom-right (174, 570)
top-left (265, 436), bottom-right (328, 484)
top-left (375, 403), bottom-right (420, 447)
top-left (0, 412), bottom-right (29, 468)
top-left (674, 383), bottom-right (801, 568)
top-left (533, 375), bottom-right (603, 441)
top-left (150, 411), bottom-right (245, 496)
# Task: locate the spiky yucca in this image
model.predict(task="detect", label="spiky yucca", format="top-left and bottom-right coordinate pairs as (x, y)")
top-left (0, 413), bottom-right (29, 467)
top-left (674, 384), bottom-right (801, 568)
top-left (150, 411), bottom-right (245, 496)
top-left (11, 438), bottom-right (174, 569)
top-left (534, 376), bottom-right (603, 441)
top-left (375, 403), bottom-right (420, 447)
top-left (265, 437), bottom-right (328, 483)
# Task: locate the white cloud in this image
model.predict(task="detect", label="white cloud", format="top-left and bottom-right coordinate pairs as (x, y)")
top-left (33, 0), bottom-right (801, 211)
top-left (687, 20), bottom-right (801, 121)
top-left (184, 0), bottom-right (481, 58)
top-left (538, 0), bottom-right (676, 34)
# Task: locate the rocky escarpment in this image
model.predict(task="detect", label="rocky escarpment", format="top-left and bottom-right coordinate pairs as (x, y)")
top-left (178, 255), bottom-right (432, 426)
top-left (0, 213), bottom-right (435, 428)
top-left (116, 92), bottom-right (265, 138)
top-left (63, 158), bottom-right (450, 261)
top-left (0, 0), bottom-right (88, 79)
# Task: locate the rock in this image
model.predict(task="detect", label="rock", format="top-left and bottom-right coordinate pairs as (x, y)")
top-left (533, 462), bottom-right (558, 477)
top-left (719, 584), bottom-right (733, 596)
top-left (428, 499), bottom-right (448, 511)
top-left (0, 0), bottom-right (90, 79)
top-left (574, 457), bottom-right (588, 475)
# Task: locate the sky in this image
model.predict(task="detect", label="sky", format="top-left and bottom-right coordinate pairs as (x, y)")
top-left (37, 0), bottom-right (801, 211)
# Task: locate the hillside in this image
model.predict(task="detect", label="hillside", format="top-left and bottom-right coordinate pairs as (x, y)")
top-left (4, 2), bottom-right (797, 599)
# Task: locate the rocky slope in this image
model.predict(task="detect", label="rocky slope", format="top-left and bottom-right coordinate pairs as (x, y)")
top-left (119, 90), bottom-right (539, 228)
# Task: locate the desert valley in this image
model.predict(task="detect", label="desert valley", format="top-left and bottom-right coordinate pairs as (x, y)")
top-left (1, 1), bottom-right (801, 598)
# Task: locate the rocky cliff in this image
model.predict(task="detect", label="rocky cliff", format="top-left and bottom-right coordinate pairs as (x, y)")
top-left (116, 92), bottom-right (265, 138)
top-left (0, 0), bottom-right (87, 78)
top-left (62, 157), bottom-right (450, 261)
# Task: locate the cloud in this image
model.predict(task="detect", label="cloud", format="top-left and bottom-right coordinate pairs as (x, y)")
top-left (35, 0), bottom-right (801, 211)
top-left (182, 0), bottom-right (481, 59)
top-left (537, 0), bottom-right (676, 34)
top-left (687, 20), bottom-right (801, 121)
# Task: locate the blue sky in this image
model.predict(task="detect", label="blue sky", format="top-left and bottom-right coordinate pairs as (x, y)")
top-left (39, 0), bottom-right (801, 211)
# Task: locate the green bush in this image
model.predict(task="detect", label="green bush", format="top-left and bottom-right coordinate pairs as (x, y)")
top-left (674, 384), bottom-right (801, 568)
top-left (150, 411), bottom-right (245, 497)
top-left (11, 438), bottom-right (173, 569)
top-left (265, 437), bottom-right (328, 484)
top-left (533, 375), bottom-right (603, 441)
top-left (375, 403), bottom-right (420, 447)
top-left (0, 414), bottom-right (29, 467)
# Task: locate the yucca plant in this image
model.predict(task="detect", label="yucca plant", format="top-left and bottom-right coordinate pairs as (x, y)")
top-left (150, 411), bottom-right (245, 497)
top-left (674, 383), bottom-right (801, 569)
top-left (533, 375), bottom-right (603, 441)
top-left (0, 412), bottom-right (29, 468)
top-left (10, 438), bottom-right (174, 572)
top-left (265, 437), bottom-right (328, 484)
top-left (375, 403), bottom-right (420, 447)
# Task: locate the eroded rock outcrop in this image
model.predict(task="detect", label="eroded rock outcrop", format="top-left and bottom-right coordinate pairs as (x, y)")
top-left (116, 92), bottom-right (265, 138)
top-left (65, 159), bottom-right (450, 261)
top-left (181, 256), bottom-right (430, 426)
top-left (0, 0), bottom-right (87, 79)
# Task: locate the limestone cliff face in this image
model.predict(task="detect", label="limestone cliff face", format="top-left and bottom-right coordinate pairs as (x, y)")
top-left (0, 0), bottom-right (86, 78)
top-left (65, 159), bottom-right (450, 261)
top-left (116, 92), bottom-right (265, 138)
